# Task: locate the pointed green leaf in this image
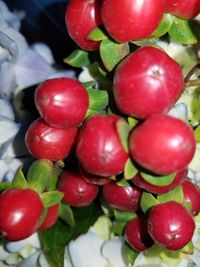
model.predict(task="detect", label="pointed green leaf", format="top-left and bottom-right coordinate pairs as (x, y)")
top-left (113, 209), bottom-right (137, 222)
top-left (180, 241), bottom-right (194, 255)
top-left (116, 179), bottom-right (131, 187)
top-left (140, 172), bottom-right (176, 186)
top-left (0, 181), bottom-right (12, 191)
top-left (64, 49), bottom-right (91, 67)
top-left (168, 16), bottom-right (198, 45)
top-left (12, 168), bottom-right (28, 189)
top-left (59, 202), bottom-right (75, 228)
top-left (127, 117), bottom-right (138, 128)
top-left (124, 158), bottom-right (138, 180)
top-left (111, 221), bottom-right (127, 236)
top-left (122, 243), bottom-right (139, 265)
top-left (140, 192), bottom-right (160, 213)
top-left (100, 38), bottom-right (130, 71)
top-left (27, 159), bottom-right (54, 193)
top-left (116, 119), bottom-right (131, 153)
top-left (153, 13), bottom-right (173, 37)
top-left (41, 191), bottom-right (64, 208)
top-left (157, 186), bottom-right (184, 204)
top-left (87, 27), bottom-right (108, 41)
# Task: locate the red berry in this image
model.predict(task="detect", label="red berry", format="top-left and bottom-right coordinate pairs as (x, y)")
top-left (79, 165), bottom-right (111, 185)
top-left (38, 204), bottom-right (59, 232)
top-left (102, 181), bottom-right (142, 211)
top-left (65, 0), bottom-right (101, 51)
top-left (124, 215), bottom-right (154, 252)
top-left (101, 0), bottom-right (165, 42)
top-left (35, 78), bottom-right (89, 128)
top-left (129, 115), bottom-right (196, 175)
top-left (58, 169), bottom-right (99, 207)
top-left (147, 201), bottom-right (195, 250)
top-left (165, 0), bottom-right (200, 19)
top-left (0, 188), bottom-right (43, 241)
top-left (113, 46), bottom-right (184, 119)
top-left (76, 114), bottom-right (129, 176)
top-left (25, 118), bottom-right (78, 160)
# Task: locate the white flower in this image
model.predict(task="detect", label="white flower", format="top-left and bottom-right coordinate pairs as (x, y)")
top-left (167, 103), bottom-right (188, 122)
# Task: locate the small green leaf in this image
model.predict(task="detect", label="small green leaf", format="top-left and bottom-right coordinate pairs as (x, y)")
top-left (64, 49), bottom-right (91, 67)
top-left (113, 209), bottom-right (137, 222)
top-left (140, 172), bottom-right (176, 186)
top-left (12, 168), bottom-right (28, 189)
top-left (157, 186), bottom-right (184, 204)
top-left (100, 38), bottom-right (130, 71)
top-left (0, 181), bottom-right (12, 191)
top-left (180, 241), bottom-right (194, 255)
top-left (195, 125), bottom-right (200, 142)
top-left (122, 243), bottom-right (139, 265)
top-left (116, 119), bottom-right (131, 153)
top-left (116, 179), bottom-right (131, 187)
top-left (153, 13), bottom-right (173, 37)
top-left (27, 159), bottom-right (54, 193)
top-left (124, 158), bottom-right (138, 180)
top-left (168, 16), bottom-right (198, 45)
top-left (59, 202), bottom-right (75, 228)
top-left (41, 191), bottom-right (64, 208)
top-left (140, 192), bottom-right (160, 213)
top-left (127, 117), bottom-right (138, 128)
top-left (87, 27), bottom-right (108, 41)
top-left (111, 221), bottom-right (127, 236)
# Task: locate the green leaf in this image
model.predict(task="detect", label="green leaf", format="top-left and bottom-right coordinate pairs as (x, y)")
top-left (195, 125), bottom-right (200, 142)
top-left (113, 209), bottom-right (137, 222)
top-left (12, 168), bottom-right (28, 189)
top-left (100, 38), bottom-right (129, 71)
top-left (140, 172), bottom-right (176, 186)
top-left (153, 13), bottom-right (173, 37)
top-left (127, 117), bottom-right (138, 128)
top-left (87, 27), bottom-right (108, 41)
top-left (157, 186), bottom-right (184, 204)
top-left (27, 159), bottom-right (54, 193)
top-left (41, 191), bottom-right (64, 208)
top-left (168, 16), bottom-right (198, 45)
top-left (180, 241), bottom-right (194, 255)
top-left (64, 49), bottom-right (91, 67)
top-left (124, 158), bottom-right (138, 180)
top-left (0, 181), bottom-right (12, 191)
top-left (122, 243), bottom-right (139, 265)
top-left (116, 119), bottom-right (131, 153)
top-left (116, 179), bottom-right (131, 187)
top-left (59, 202), bottom-right (75, 228)
top-left (140, 192), bottom-right (160, 213)
top-left (111, 221), bottom-right (127, 236)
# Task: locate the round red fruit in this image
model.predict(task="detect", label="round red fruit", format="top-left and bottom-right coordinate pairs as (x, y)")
top-left (0, 188), bottom-right (43, 241)
top-left (129, 115), bottom-right (196, 175)
top-left (165, 0), bottom-right (200, 19)
top-left (65, 0), bottom-right (101, 51)
top-left (58, 169), bottom-right (99, 207)
top-left (124, 215), bottom-right (154, 252)
top-left (147, 201), bottom-right (195, 250)
top-left (76, 115), bottom-right (129, 176)
top-left (102, 181), bottom-right (142, 211)
top-left (25, 117), bottom-right (77, 160)
top-left (113, 46), bottom-right (184, 119)
top-left (101, 0), bottom-right (165, 42)
top-left (38, 204), bottom-right (59, 232)
top-left (35, 78), bottom-right (89, 128)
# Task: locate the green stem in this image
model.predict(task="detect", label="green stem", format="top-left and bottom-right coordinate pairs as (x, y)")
top-left (185, 78), bottom-right (200, 87)
top-left (184, 63), bottom-right (200, 88)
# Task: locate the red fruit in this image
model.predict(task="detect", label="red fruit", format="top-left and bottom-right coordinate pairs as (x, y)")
top-left (129, 115), bottom-right (196, 175)
top-left (124, 216), bottom-right (154, 252)
top-left (165, 0), bottom-right (200, 19)
top-left (58, 170), bottom-right (99, 207)
top-left (182, 179), bottom-right (200, 216)
top-left (65, 0), bottom-right (101, 51)
top-left (147, 201), bottom-right (195, 250)
top-left (102, 181), bottom-right (142, 211)
top-left (101, 0), bottom-right (165, 42)
top-left (76, 114), bottom-right (129, 176)
top-left (0, 188), bottom-right (43, 241)
top-left (25, 118), bottom-right (77, 160)
top-left (132, 169), bottom-right (188, 195)
top-left (79, 165), bottom-right (111, 185)
top-left (35, 78), bottom-right (89, 128)
top-left (113, 46), bottom-right (184, 119)
top-left (38, 204), bottom-right (59, 232)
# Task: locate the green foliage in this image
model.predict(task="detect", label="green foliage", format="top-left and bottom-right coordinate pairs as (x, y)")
top-left (140, 172), bottom-right (176, 186)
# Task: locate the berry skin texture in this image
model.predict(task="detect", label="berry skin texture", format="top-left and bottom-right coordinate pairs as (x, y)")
top-left (25, 118), bottom-right (78, 160)
top-left (147, 201), bottom-right (195, 250)
top-left (124, 216), bottom-right (154, 252)
top-left (165, 0), bottom-right (200, 19)
top-left (38, 204), bottom-right (59, 232)
top-left (102, 181), bottom-right (142, 211)
top-left (76, 115), bottom-right (129, 177)
top-left (35, 78), bottom-right (89, 128)
top-left (129, 115), bottom-right (196, 175)
top-left (58, 170), bottom-right (99, 207)
top-left (65, 0), bottom-right (101, 51)
top-left (101, 0), bottom-right (165, 42)
top-left (0, 189), bottom-right (43, 241)
top-left (113, 46), bottom-right (184, 119)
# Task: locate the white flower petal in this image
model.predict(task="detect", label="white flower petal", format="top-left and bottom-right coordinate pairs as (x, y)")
top-left (4, 253), bottom-right (21, 265)
top-left (0, 118), bottom-right (19, 145)
top-left (68, 231), bottom-right (108, 267)
top-left (38, 252), bottom-right (51, 267)
top-left (167, 103), bottom-right (188, 122)
top-left (0, 243), bottom-right (10, 260)
top-left (17, 251), bottom-right (41, 267)
top-left (0, 98), bottom-right (15, 120)
top-left (31, 43), bottom-right (55, 65)
top-left (0, 61), bottom-right (16, 98)
top-left (189, 144), bottom-right (200, 173)
top-left (101, 237), bottom-right (127, 267)
top-left (78, 68), bottom-right (94, 83)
